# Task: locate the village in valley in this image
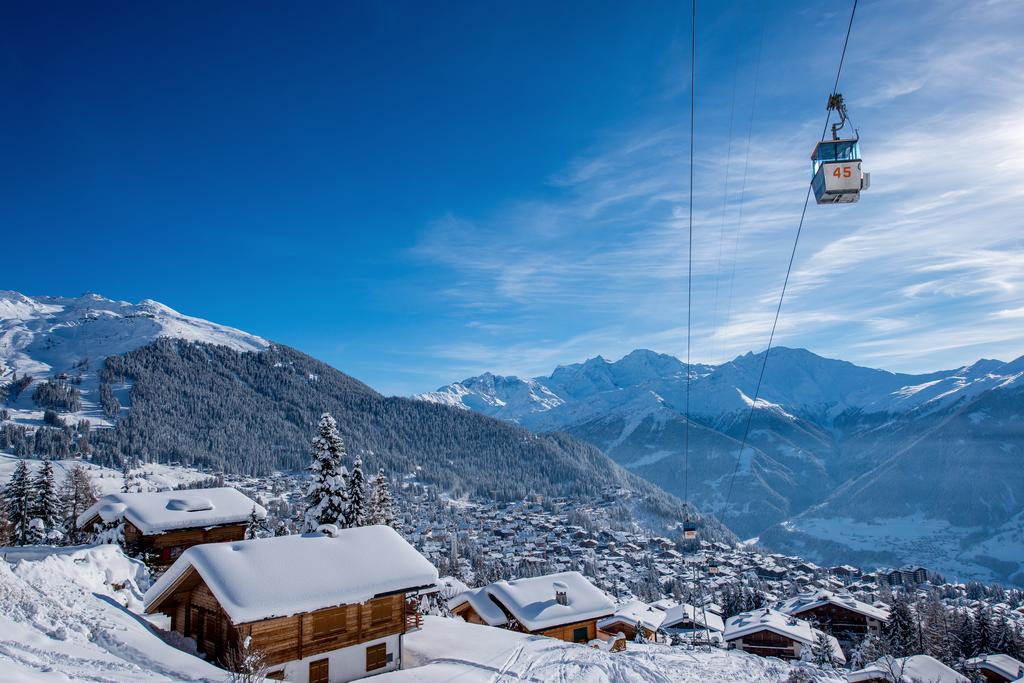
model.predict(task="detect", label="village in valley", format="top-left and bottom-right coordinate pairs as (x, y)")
top-left (2, 411), bottom-right (1023, 682)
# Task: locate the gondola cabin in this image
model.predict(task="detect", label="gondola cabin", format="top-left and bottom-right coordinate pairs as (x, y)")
top-left (811, 138), bottom-right (870, 204)
top-left (683, 520), bottom-right (697, 540)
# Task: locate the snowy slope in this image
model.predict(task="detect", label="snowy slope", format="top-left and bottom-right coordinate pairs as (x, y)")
top-left (0, 291), bottom-right (268, 430)
top-left (380, 615), bottom-right (838, 682)
top-left (0, 544), bottom-right (226, 682)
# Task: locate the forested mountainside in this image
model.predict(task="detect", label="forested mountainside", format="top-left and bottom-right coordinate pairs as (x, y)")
top-left (420, 348), bottom-right (1024, 583)
top-left (78, 339), bottom-right (727, 537)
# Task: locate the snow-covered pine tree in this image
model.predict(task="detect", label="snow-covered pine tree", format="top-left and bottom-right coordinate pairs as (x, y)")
top-left (2, 460), bottom-right (34, 545)
top-left (849, 633), bottom-right (883, 670)
top-left (369, 468), bottom-right (396, 527)
top-left (973, 607), bottom-right (994, 655)
top-left (61, 464), bottom-right (99, 544)
top-left (31, 458), bottom-right (64, 544)
top-left (811, 628), bottom-right (836, 668)
top-left (245, 506), bottom-right (268, 540)
top-left (274, 520), bottom-right (290, 536)
top-left (121, 455), bottom-right (144, 493)
top-left (884, 591), bottom-right (918, 658)
top-left (344, 456), bottom-right (367, 528)
top-left (302, 413), bottom-right (349, 532)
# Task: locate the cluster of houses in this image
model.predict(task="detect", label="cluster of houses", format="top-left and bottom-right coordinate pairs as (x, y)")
top-left (75, 485), bottom-right (1024, 683)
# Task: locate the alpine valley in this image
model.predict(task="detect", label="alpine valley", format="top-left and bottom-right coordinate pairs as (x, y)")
top-left (0, 291), bottom-right (724, 539)
top-left (418, 348), bottom-right (1024, 584)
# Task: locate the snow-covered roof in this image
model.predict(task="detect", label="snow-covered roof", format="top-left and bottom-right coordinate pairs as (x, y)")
top-left (661, 603), bottom-right (725, 633)
top-left (725, 608), bottom-right (846, 665)
top-left (597, 600), bottom-right (666, 633)
top-left (847, 654), bottom-right (969, 682)
top-left (145, 526), bottom-right (439, 624)
top-left (778, 589), bottom-right (890, 622)
top-left (78, 488), bottom-right (264, 535)
top-left (480, 571), bottom-right (615, 632)
top-left (449, 587), bottom-right (508, 627)
top-left (965, 653), bottom-right (1024, 680)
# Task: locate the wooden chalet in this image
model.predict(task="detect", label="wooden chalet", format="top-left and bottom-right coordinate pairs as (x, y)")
top-left (777, 589), bottom-right (888, 649)
top-left (78, 488), bottom-right (264, 569)
top-left (596, 600), bottom-right (666, 642)
top-left (848, 654), bottom-right (969, 683)
top-left (449, 571), bottom-right (616, 647)
top-left (724, 608), bottom-right (845, 665)
top-left (144, 525), bottom-right (438, 683)
top-left (964, 654), bottom-right (1024, 682)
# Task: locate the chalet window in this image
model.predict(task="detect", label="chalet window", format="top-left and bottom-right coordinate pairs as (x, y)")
top-left (169, 545), bottom-right (185, 560)
top-left (366, 643), bottom-right (388, 671)
top-left (312, 606), bottom-right (347, 635)
top-left (371, 600), bottom-right (393, 624)
top-left (573, 626), bottom-right (589, 643)
top-left (265, 671), bottom-right (286, 681)
top-left (309, 658), bottom-right (329, 683)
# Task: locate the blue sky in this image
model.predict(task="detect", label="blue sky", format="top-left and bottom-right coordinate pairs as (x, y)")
top-left (3, 1), bottom-right (1023, 395)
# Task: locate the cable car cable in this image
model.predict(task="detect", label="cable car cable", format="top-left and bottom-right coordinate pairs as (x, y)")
top-left (683, 0), bottom-right (696, 519)
top-left (721, 0), bottom-right (859, 516)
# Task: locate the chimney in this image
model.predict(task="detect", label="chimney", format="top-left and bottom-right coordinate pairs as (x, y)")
top-left (553, 580), bottom-right (569, 606)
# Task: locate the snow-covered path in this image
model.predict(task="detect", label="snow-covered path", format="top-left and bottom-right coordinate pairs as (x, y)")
top-left (0, 545), bottom-right (225, 682)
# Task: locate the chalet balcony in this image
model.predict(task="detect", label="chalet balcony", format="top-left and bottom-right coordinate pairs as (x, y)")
top-left (404, 600), bottom-right (423, 633)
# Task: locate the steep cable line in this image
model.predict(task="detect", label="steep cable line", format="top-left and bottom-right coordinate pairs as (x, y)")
top-left (720, 0), bottom-right (860, 518)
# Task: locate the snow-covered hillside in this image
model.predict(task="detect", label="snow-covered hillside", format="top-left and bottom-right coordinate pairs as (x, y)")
top-left (0, 544), bottom-right (225, 682)
top-left (0, 291), bottom-right (268, 430)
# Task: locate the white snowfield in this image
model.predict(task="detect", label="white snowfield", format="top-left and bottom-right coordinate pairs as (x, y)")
top-left (475, 571), bottom-right (616, 632)
top-left (0, 455), bottom-right (219, 496)
top-left (77, 487), bottom-right (265, 535)
top-left (145, 526), bottom-right (439, 624)
top-left (847, 654), bottom-right (968, 682)
top-left (0, 544), bottom-right (226, 682)
top-left (378, 615), bottom-right (836, 682)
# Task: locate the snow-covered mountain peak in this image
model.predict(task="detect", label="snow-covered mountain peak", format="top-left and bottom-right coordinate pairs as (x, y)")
top-left (0, 291), bottom-right (268, 380)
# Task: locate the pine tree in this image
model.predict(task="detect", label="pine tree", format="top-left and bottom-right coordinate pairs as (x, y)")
top-left (30, 458), bottom-right (64, 544)
top-left (245, 506), bottom-right (268, 540)
top-left (973, 607), bottom-right (994, 656)
top-left (922, 595), bottom-right (955, 665)
top-left (302, 413), bottom-right (349, 532)
top-left (369, 468), bottom-right (396, 527)
top-left (274, 520), bottom-right (290, 536)
top-left (850, 633), bottom-right (884, 670)
top-left (811, 628), bottom-right (837, 668)
top-left (344, 456), bottom-right (367, 527)
top-left (61, 464), bottom-right (99, 545)
top-left (121, 455), bottom-right (144, 493)
top-left (884, 592), bottom-right (918, 658)
top-left (3, 460), bottom-right (34, 545)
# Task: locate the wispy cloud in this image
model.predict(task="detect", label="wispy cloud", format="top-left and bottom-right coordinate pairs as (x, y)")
top-left (407, 0), bottom-right (1024, 384)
